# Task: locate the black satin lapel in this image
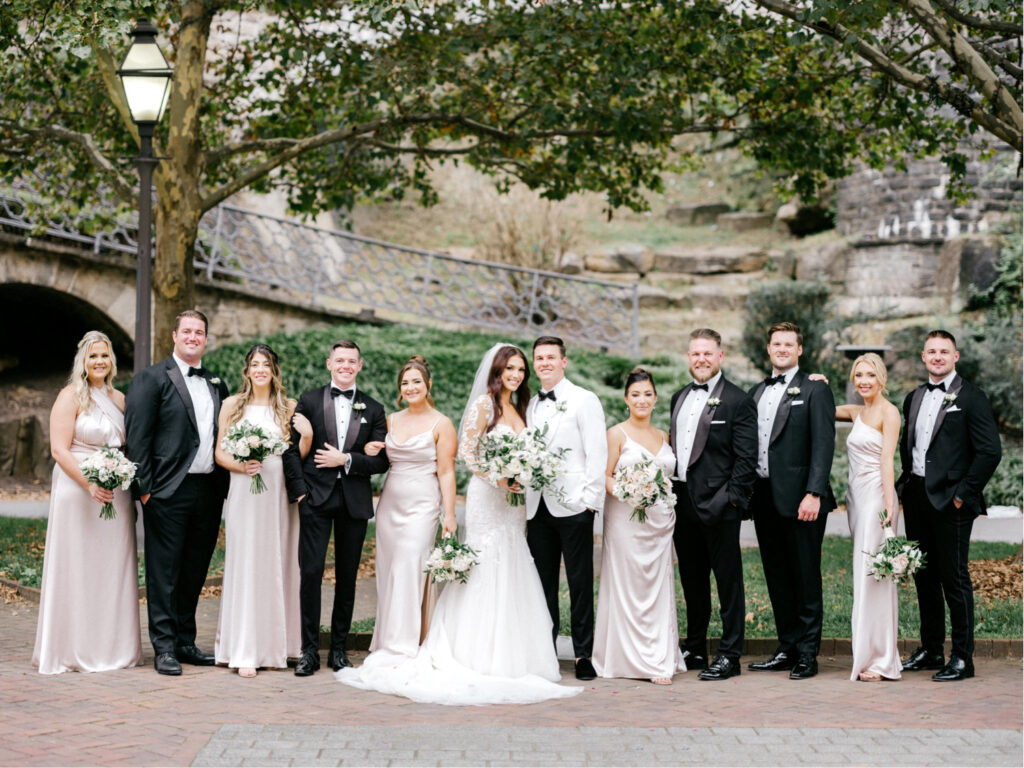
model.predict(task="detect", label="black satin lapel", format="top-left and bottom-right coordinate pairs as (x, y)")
top-left (769, 372), bottom-right (802, 445)
top-left (752, 381), bottom-right (767, 404)
top-left (343, 395), bottom-right (363, 451)
top-left (166, 361), bottom-right (198, 433)
top-left (930, 375), bottom-right (962, 447)
top-left (905, 385), bottom-right (927, 450)
top-left (689, 378), bottom-right (724, 467)
top-left (669, 386), bottom-right (689, 452)
top-left (323, 386), bottom-right (339, 449)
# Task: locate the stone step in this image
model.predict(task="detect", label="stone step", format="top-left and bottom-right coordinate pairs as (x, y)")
top-left (654, 245), bottom-right (771, 274)
top-left (716, 211), bottom-right (775, 232)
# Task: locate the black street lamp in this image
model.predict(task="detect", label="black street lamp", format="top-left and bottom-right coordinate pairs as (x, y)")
top-left (117, 18), bottom-right (172, 373)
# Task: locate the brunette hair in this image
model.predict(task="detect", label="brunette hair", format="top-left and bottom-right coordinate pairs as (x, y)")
top-left (849, 352), bottom-right (889, 396)
top-left (174, 309), bottom-right (208, 334)
top-left (689, 328), bottom-right (722, 346)
top-left (224, 344), bottom-right (292, 439)
top-left (532, 335), bottom-right (566, 358)
top-left (486, 346), bottom-right (530, 431)
top-left (397, 355), bottom-right (434, 407)
top-left (329, 339), bottom-right (361, 358)
top-left (767, 321), bottom-right (803, 346)
top-left (925, 329), bottom-right (957, 348)
top-left (624, 367), bottom-right (657, 396)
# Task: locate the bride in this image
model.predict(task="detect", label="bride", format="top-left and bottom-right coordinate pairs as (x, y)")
top-left (336, 343), bottom-right (582, 705)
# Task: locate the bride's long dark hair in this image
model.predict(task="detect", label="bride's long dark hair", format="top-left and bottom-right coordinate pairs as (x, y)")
top-left (485, 346), bottom-right (530, 431)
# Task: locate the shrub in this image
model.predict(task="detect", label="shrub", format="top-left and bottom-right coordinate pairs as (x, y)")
top-left (741, 280), bottom-right (832, 376)
top-left (987, 441), bottom-right (1023, 508)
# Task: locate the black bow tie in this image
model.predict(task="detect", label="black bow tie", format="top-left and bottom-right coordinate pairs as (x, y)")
top-left (331, 387), bottom-right (355, 400)
top-left (538, 390), bottom-right (557, 402)
top-left (764, 374), bottom-right (785, 387)
top-left (692, 382), bottom-right (709, 391)
top-left (187, 366), bottom-right (206, 378)
top-left (926, 382), bottom-right (946, 393)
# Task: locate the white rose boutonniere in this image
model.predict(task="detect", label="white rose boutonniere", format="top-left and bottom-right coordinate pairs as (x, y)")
top-left (210, 377), bottom-right (221, 386)
top-left (352, 401), bottom-right (367, 411)
top-left (707, 397), bottom-right (722, 408)
top-left (943, 392), bottom-right (957, 405)
top-left (555, 401), bottom-right (567, 413)
top-left (787, 387), bottom-right (801, 397)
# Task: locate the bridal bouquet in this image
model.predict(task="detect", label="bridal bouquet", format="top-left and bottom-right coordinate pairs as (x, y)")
top-left (425, 535), bottom-right (479, 584)
top-left (477, 423), bottom-right (568, 506)
top-left (612, 456), bottom-right (676, 523)
top-left (220, 420), bottom-right (288, 494)
top-left (79, 445), bottom-right (137, 520)
top-left (866, 509), bottom-right (925, 584)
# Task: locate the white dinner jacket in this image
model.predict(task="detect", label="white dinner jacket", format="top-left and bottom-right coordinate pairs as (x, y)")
top-left (525, 377), bottom-right (607, 519)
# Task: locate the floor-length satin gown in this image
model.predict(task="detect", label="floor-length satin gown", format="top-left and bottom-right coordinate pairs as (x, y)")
top-left (215, 405), bottom-right (301, 669)
top-left (337, 395), bottom-right (581, 705)
top-left (368, 417), bottom-right (442, 656)
top-left (846, 415), bottom-right (902, 681)
top-left (594, 434), bottom-right (685, 680)
top-left (32, 387), bottom-right (143, 674)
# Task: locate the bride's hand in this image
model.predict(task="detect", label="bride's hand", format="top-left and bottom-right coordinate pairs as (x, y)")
top-left (364, 440), bottom-right (386, 456)
top-left (497, 477), bottom-right (522, 493)
top-left (881, 508), bottom-right (895, 527)
top-left (441, 512), bottom-right (457, 537)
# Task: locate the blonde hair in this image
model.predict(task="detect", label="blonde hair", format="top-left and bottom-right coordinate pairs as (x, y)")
top-left (850, 352), bottom-right (889, 396)
top-left (69, 331), bottom-right (117, 411)
top-left (397, 355), bottom-right (434, 408)
top-left (224, 344), bottom-right (292, 441)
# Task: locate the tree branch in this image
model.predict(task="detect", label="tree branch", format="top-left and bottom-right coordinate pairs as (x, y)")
top-left (930, 0), bottom-right (1023, 36)
top-left (969, 38), bottom-right (1024, 81)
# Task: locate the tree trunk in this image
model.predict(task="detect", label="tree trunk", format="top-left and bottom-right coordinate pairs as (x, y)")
top-left (151, 1), bottom-right (210, 361)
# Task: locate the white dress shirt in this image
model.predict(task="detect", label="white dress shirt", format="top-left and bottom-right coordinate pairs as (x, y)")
top-left (332, 383), bottom-right (356, 476)
top-left (912, 369), bottom-right (957, 477)
top-left (173, 354), bottom-right (215, 474)
top-left (532, 377), bottom-right (569, 426)
top-left (756, 366), bottom-right (798, 479)
top-left (675, 371), bottom-right (721, 481)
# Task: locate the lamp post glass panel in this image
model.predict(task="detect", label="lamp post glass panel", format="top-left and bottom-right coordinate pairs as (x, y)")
top-left (116, 19), bottom-right (172, 373)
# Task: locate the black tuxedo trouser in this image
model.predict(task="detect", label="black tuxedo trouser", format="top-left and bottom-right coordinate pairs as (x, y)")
top-left (673, 485), bottom-right (745, 660)
top-left (902, 475), bottom-right (975, 660)
top-left (751, 478), bottom-right (827, 657)
top-left (142, 473), bottom-right (222, 655)
top-left (297, 482), bottom-right (368, 655)
top-left (527, 499), bottom-right (595, 659)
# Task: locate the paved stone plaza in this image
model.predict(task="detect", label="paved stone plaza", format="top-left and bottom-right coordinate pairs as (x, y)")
top-left (1, 588), bottom-right (1021, 767)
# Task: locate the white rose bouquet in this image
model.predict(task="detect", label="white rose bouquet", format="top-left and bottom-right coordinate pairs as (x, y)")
top-left (866, 509), bottom-right (925, 584)
top-left (79, 445), bottom-right (137, 520)
top-left (477, 423), bottom-right (568, 506)
top-left (425, 535), bottom-right (479, 584)
top-left (220, 420), bottom-right (289, 494)
top-left (612, 456), bottom-right (676, 523)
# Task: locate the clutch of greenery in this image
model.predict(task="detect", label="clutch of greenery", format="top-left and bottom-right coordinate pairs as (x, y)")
top-left (424, 534), bottom-right (479, 584)
top-left (866, 509), bottom-right (926, 584)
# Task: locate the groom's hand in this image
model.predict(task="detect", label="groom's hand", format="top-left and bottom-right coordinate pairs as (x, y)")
top-left (314, 442), bottom-right (347, 469)
top-left (797, 493), bottom-right (821, 521)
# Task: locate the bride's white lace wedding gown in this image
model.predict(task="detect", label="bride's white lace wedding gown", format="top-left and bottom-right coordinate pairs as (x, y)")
top-left (336, 395), bottom-right (582, 705)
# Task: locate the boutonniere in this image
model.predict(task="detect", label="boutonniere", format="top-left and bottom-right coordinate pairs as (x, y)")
top-left (707, 397), bottom-right (721, 408)
top-left (943, 392), bottom-right (957, 405)
top-left (555, 401), bottom-right (567, 413)
top-left (787, 387), bottom-right (800, 397)
top-left (209, 377), bottom-right (221, 386)
top-left (352, 401), bottom-right (367, 411)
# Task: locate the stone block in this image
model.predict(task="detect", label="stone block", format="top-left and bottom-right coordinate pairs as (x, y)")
top-left (558, 251), bottom-right (583, 275)
top-left (654, 246), bottom-right (768, 274)
top-left (795, 239), bottom-right (850, 282)
top-left (0, 415), bottom-right (50, 480)
top-left (958, 235), bottom-right (1002, 295)
top-left (665, 202), bottom-right (731, 226)
top-left (584, 244), bottom-right (654, 275)
top-left (715, 211), bottom-right (774, 232)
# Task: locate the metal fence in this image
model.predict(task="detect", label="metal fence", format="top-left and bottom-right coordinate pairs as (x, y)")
top-left (0, 179), bottom-right (640, 355)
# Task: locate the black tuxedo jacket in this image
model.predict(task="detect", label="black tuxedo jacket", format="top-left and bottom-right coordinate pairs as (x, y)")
top-left (282, 385), bottom-right (388, 514)
top-left (125, 355), bottom-right (230, 500)
top-left (669, 376), bottom-right (758, 524)
top-left (896, 374), bottom-right (1001, 516)
top-left (748, 369), bottom-right (836, 516)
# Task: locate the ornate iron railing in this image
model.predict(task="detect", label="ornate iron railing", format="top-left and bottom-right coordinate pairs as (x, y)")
top-left (0, 179), bottom-right (640, 355)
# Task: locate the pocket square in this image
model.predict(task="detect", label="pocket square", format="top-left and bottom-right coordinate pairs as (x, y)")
top-left (360, 417), bottom-right (368, 424)
top-left (711, 420), bottom-right (727, 425)
top-left (791, 400), bottom-right (804, 406)
top-left (946, 405), bottom-right (961, 412)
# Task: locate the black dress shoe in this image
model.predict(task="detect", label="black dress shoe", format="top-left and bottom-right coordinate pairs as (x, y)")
top-left (155, 652), bottom-right (182, 676)
top-left (698, 655), bottom-right (740, 681)
top-left (932, 655), bottom-right (974, 682)
top-left (176, 643), bottom-right (215, 666)
top-left (902, 646), bottom-right (945, 671)
top-left (682, 651), bottom-right (708, 671)
top-left (575, 657), bottom-right (596, 681)
top-left (294, 652), bottom-right (320, 677)
top-left (328, 649), bottom-right (352, 671)
top-left (789, 654), bottom-right (818, 679)
top-left (748, 651), bottom-right (796, 671)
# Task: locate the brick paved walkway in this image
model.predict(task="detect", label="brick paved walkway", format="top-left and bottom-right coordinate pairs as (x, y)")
top-left (2, 591), bottom-right (1021, 767)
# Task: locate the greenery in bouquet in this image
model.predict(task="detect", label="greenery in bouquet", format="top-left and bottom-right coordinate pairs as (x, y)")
top-left (612, 456), bottom-right (676, 523)
top-left (79, 445), bottom-right (137, 520)
top-left (866, 509), bottom-right (926, 584)
top-left (220, 420), bottom-right (289, 494)
top-left (476, 423), bottom-right (568, 506)
top-left (425, 535), bottom-right (479, 584)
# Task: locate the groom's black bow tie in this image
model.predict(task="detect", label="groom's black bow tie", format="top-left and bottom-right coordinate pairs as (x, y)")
top-left (764, 374), bottom-right (785, 387)
top-left (538, 390), bottom-right (557, 402)
top-left (691, 382), bottom-right (709, 391)
top-left (926, 382), bottom-right (947, 392)
top-left (331, 387), bottom-right (355, 400)
top-left (187, 366), bottom-right (206, 378)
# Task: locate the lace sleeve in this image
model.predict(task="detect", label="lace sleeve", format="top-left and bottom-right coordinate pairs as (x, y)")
top-left (458, 395), bottom-right (497, 485)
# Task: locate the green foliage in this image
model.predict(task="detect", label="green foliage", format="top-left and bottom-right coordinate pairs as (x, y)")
top-left (0, 516), bottom-right (47, 587)
top-left (968, 228), bottom-right (1023, 317)
top-left (740, 280), bottom-right (832, 375)
top-left (986, 443), bottom-right (1024, 508)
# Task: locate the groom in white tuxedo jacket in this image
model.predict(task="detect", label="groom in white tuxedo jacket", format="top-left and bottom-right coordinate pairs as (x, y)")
top-left (526, 336), bottom-right (607, 680)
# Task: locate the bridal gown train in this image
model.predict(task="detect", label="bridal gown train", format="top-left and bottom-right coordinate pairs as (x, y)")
top-left (846, 415), bottom-right (902, 681)
top-left (32, 387), bottom-right (143, 674)
top-left (336, 395), bottom-right (582, 705)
